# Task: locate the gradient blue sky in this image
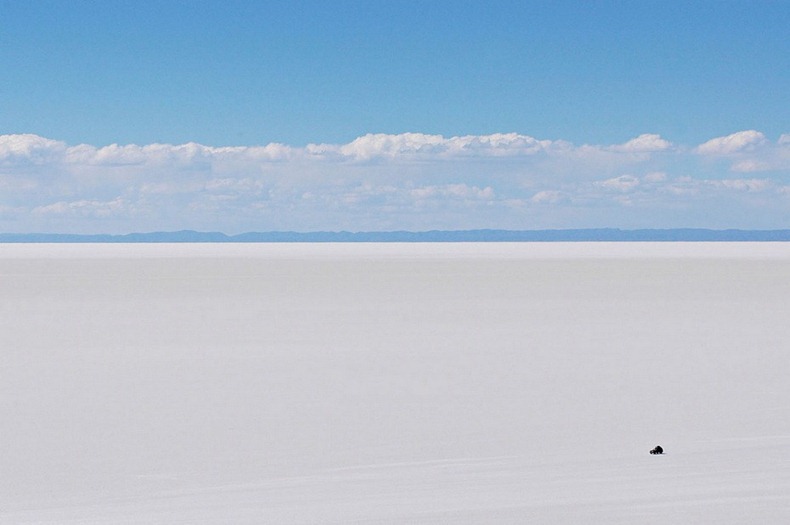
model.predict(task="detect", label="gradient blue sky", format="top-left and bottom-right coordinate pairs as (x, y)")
top-left (1, 1), bottom-right (789, 233)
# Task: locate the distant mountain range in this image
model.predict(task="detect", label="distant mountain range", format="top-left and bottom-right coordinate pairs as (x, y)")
top-left (1, 229), bottom-right (790, 242)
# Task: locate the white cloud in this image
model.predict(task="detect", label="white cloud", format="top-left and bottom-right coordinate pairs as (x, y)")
top-left (409, 184), bottom-right (495, 200)
top-left (241, 143), bottom-right (295, 162)
top-left (695, 130), bottom-right (767, 156)
top-left (0, 134), bottom-right (66, 164)
top-left (0, 131), bottom-right (676, 172)
top-left (0, 130), bottom-right (788, 233)
top-left (63, 141), bottom-right (296, 169)
top-left (332, 132), bottom-right (559, 160)
top-left (692, 131), bottom-right (790, 173)
top-left (595, 175), bottom-right (640, 192)
top-left (531, 190), bottom-right (567, 204)
top-left (608, 134), bottom-right (672, 153)
top-left (730, 160), bottom-right (773, 173)
top-left (338, 133), bottom-right (445, 159)
top-left (32, 197), bottom-right (129, 218)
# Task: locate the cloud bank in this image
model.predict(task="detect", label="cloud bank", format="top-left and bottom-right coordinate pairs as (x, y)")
top-left (0, 131), bottom-right (788, 233)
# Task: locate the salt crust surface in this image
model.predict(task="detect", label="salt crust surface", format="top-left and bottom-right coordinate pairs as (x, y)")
top-left (1, 243), bottom-right (788, 523)
top-left (1, 241), bottom-right (790, 259)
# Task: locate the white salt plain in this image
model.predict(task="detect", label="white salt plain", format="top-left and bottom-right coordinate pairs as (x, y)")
top-left (1, 243), bottom-right (789, 523)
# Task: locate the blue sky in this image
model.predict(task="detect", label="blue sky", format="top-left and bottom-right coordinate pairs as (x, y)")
top-left (1, 1), bottom-right (789, 233)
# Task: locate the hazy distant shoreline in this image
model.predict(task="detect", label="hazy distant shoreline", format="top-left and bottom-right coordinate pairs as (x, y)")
top-left (1, 228), bottom-right (790, 243)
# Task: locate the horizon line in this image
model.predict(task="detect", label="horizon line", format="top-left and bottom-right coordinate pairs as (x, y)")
top-left (1, 228), bottom-right (790, 243)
